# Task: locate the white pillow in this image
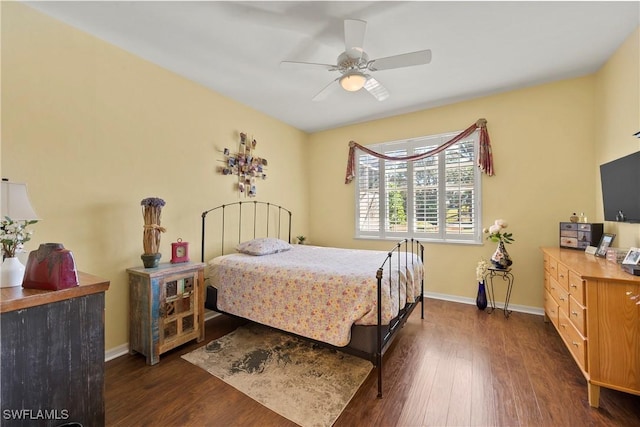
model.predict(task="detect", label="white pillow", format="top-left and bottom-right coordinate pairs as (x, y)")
top-left (236, 238), bottom-right (293, 256)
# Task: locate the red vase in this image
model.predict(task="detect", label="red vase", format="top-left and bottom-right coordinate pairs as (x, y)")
top-left (22, 243), bottom-right (79, 290)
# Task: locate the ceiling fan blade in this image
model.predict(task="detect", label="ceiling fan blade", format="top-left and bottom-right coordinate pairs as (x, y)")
top-left (344, 19), bottom-right (367, 56)
top-left (368, 49), bottom-right (432, 71)
top-left (280, 60), bottom-right (337, 71)
top-left (312, 77), bottom-right (341, 102)
top-left (363, 76), bottom-right (390, 101)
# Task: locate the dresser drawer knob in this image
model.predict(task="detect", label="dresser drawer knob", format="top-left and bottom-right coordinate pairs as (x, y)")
top-left (572, 311), bottom-right (578, 316)
top-left (572, 341), bottom-right (580, 347)
top-left (570, 284), bottom-right (577, 288)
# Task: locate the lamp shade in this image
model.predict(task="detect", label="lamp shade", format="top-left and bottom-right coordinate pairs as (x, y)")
top-left (340, 72), bottom-right (367, 92)
top-left (1, 181), bottom-right (39, 220)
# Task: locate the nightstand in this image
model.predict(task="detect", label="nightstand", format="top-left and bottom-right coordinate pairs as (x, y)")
top-left (127, 262), bottom-right (205, 365)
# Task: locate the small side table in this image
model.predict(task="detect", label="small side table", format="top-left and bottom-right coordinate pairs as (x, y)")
top-left (127, 262), bottom-right (205, 365)
top-left (484, 267), bottom-right (514, 318)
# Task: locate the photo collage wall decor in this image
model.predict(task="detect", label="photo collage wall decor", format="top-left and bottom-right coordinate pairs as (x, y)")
top-left (220, 132), bottom-right (267, 197)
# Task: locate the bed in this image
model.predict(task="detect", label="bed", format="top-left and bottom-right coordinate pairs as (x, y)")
top-left (201, 201), bottom-right (424, 397)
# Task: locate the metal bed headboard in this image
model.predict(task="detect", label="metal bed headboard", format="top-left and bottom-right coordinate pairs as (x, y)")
top-left (201, 201), bottom-right (292, 261)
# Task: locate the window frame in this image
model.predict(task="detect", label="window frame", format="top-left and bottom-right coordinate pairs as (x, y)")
top-left (354, 130), bottom-right (483, 244)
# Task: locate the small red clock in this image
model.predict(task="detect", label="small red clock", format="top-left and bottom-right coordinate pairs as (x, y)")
top-left (170, 238), bottom-right (189, 263)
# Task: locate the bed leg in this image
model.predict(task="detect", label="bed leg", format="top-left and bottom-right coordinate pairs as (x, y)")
top-left (376, 267), bottom-right (383, 398)
top-left (377, 357), bottom-right (383, 398)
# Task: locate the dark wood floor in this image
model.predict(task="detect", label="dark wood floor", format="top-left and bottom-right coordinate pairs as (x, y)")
top-left (105, 299), bottom-right (640, 426)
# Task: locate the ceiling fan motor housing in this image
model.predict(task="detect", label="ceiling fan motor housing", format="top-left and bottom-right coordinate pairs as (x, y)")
top-left (337, 51), bottom-right (369, 73)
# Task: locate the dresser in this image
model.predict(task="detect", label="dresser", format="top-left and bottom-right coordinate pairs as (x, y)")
top-left (0, 272), bottom-right (110, 426)
top-left (127, 262), bottom-right (205, 365)
top-left (542, 247), bottom-right (640, 407)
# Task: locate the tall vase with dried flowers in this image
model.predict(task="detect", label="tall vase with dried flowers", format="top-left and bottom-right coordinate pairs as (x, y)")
top-left (141, 197), bottom-right (166, 268)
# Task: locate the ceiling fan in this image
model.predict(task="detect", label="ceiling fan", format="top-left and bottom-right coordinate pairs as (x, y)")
top-left (281, 19), bottom-right (432, 102)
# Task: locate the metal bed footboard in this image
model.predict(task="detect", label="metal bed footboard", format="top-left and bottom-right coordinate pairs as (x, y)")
top-left (376, 238), bottom-right (425, 398)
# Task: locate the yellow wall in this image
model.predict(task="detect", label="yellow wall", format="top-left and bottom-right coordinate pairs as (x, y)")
top-left (594, 28), bottom-right (640, 249)
top-left (1, 3), bottom-right (309, 350)
top-left (2, 1), bottom-right (638, 353)
top-left (308, 77), bottom-right (597, 308)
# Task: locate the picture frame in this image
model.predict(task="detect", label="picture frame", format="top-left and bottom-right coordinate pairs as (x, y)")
top-left (622, 247), bottom-right (640, 265)
top-left (595, 233), bottom-right (616, 257)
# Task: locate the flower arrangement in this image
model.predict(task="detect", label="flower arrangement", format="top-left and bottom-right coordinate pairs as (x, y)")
top-left (483, 219), bottom-right (515, 244)
top-left (141, 197), bottom-right (166, 254)
top-left (476, 258), bottom-right (489, 282)
top-left (0, 217), bottom-right (38, 259)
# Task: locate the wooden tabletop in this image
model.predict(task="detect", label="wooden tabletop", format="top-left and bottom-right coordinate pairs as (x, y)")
top-left (0, 271), bottom-right (110, 313)
top-left (542, 247), bottom-right (640, 284)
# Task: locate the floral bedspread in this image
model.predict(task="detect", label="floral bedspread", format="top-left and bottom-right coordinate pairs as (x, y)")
top-left (208, 245), bottom-right (423, 347)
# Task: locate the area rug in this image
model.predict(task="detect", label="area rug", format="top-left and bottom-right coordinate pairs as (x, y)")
top-left (181, 323), bottom-right (373, 427)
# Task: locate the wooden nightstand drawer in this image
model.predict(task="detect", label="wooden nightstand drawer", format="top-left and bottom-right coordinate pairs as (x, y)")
top-left (568, 271), bottom-right (585, 305)
top-left (569, 294), bottom-right (586, 337)
top-left (559, 310), bottom-right (587, 371)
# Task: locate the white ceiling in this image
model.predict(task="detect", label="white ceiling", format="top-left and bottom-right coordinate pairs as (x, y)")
top-left (24, 1), bottom-right (640, 133)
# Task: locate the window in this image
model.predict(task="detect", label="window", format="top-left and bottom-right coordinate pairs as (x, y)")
top-left (355, 131), bottom-right (482, 243)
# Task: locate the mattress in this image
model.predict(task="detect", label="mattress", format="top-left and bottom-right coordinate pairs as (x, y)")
top-left (208, 244), bottom-right (423, 347)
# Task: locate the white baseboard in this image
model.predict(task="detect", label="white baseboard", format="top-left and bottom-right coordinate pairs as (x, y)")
top-left (104, 309), bottom-right (222, 362)
top-left (424, 291), bottom-right (544, 316)
top-left (105, 343), bottom-right (129, 362)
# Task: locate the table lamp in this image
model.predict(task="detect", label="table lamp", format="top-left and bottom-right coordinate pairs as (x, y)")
top-left (1, 180), bottom-right (40, 287)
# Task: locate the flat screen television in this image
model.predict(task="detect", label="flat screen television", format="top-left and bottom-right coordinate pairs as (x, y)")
top-left (600, 151), bottom-right (640, 223)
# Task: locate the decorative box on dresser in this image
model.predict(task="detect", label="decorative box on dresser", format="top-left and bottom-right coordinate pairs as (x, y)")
top-left (0, 272), bottom-right (110, 427)
top-left (127, 262), bottom-right (205, 365)
top-left (559, 222), bottom-right (603, 249)
top-left (542, 247), bottom-right (640, 407)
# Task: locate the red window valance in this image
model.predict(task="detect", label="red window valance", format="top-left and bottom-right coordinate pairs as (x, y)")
top-left (345, 118), bottom-right (494, 184)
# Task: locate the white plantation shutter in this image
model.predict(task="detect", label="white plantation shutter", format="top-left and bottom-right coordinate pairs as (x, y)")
top-left (356, 152), bottom-right (381, 235)
top-left (355, 132), bottom-right (481, 243)
top-left (384, 148), bottom-right (407, 233)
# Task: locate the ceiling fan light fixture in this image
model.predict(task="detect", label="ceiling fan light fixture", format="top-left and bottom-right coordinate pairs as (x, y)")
top-left (340, 72), bottom-right (367, 92)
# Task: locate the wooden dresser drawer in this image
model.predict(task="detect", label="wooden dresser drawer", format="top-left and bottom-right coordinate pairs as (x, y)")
top-left (544, 290), bottom-right (559, 328)
top-left (568, 271), bottom-right (585, 305)
top-left (558, 310), bottom-right (587, 371)
top-left (556, 263), bottom-right (569, 290)
top-left (543, 253), bottom-right (550, 273)
top-left (544, 270), bottom-right (550, 291)
top-left (568, 294), bottom-right (587, 337)
top-left (548, 257), bottom-right (558, 281)
top-left (549, 276), bottom-right (569, 315)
